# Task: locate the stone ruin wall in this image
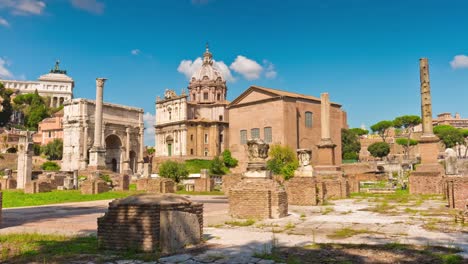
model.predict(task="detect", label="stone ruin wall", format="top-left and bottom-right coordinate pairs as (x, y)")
top-left (194, 177), bottom-right (214, 192)
top-left (221, 174), bottom-right (242, 196)
top-left (81, 179), bottom-right (109, 194)
top-left (409, 172), bottom-right (444, 195)
top-left (136, 178), bottom-right (175, 193)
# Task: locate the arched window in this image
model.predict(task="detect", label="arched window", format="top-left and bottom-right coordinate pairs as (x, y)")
top-left (305, 111), bottom-right (313, 128)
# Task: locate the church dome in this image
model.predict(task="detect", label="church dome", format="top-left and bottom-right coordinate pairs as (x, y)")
top-left (190, 46), bottom-right (225, 83)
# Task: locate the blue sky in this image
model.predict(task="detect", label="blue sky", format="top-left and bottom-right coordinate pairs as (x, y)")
top-left (1, 0), bottom-right (467, 146)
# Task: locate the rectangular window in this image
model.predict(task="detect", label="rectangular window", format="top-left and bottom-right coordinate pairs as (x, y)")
top-left (204, 148), bottom-right (208, 156)
top-left (305, 111), bottom-right (313, 128)
top-left (204, 133), bottom-right (208, 144)
top-left (204, 92), bottom-right (208, 100)
top-left (264, 127), bottom-right (272, 143)
top-left (240, 130), bottom-right (247, 144)
top-left (251, 128), bottom-right (260, 139)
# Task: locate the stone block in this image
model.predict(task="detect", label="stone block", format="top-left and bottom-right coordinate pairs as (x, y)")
top-left (285, 177), bottom-right (318, 205)
top-left (194, 177), bottom-right (214, 192)
top-left (0, 178), bottom-right (17, 190)
top-left (221, 174), bottom-right (242, 196)
top-left (24, 180), bottom-right (54, 194)
top-left (112, 174), bottom-right (130, 191)
top-left (98, 194), bottom-right (203, 254)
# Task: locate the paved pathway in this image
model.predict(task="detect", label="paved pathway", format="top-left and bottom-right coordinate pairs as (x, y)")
top-left (0, 195), bottom-right (229, 235)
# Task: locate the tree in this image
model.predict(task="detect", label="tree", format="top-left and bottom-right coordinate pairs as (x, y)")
top-left (13, 90), bottom-right (49, 130)
top-left (433, 125), bottom-right (464, 148)
top-left (367, 142), bottom-right (390, 159)
top-left (209, 156), bottom-right (226, 175)
top-left (393, 115), bottom-right (421, 159)
top-left (349, 128), bottom-right (369, 136)
top-left (41, 161), bottom-right (60, 171)
top-left (395, 138), bottom-right (418, 160)
top-left (341, 128), bottom-right (361, 160)
top-left (222, 149), bottom-right (238, 168)
top-left (158, 160), bottom-right (189, 183)
top-left (0, 82), bottom-right (13, 126)
top-left (370, 120), bottom-right (394, 142)
top-left (41, 139), bottom-right (63, 160)
top-left (266, 144), bottom-right (299, 180)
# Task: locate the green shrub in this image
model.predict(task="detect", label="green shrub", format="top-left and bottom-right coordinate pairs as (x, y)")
top-left (343, 152), bottom-right (359, 160)
top-left (209, 156), bottom-right (227, 175)
top-left (41, 139), bottom-right (63, 160)
top-left (266, 144), bottom-right (299, 180)
top-left (222, 149), bottom-right (238, 168)
top-left (367, 142), bottom-right (390, 159)
top-left (159, 160), bottom-right (189, 183)
top-left (99, 174), bottom-right (112, 183)
top-left (41, 161), bottom-right (60, 171)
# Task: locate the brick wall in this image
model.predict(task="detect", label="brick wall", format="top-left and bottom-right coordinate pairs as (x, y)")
top-left (24, 180), bottom-right (55, 194)
top-left (409, 171), bottom-right (443, 194)
top-left (112, 174), bottom-right (130, 191)
top-left (194, 178), bottom-right (214, 192)
top-left (81, 180), bottom-right (109, 194)
top-left (446, 176), bottom-right (468, 210)
top-left (285, 177), bottom-right (318, 205)
top-left (221, 174), bottom-right (242, 196)
top-left (0, 179), bottom-right (17, 190)
top-left (228, 178), bottom-right (288, 219)
top-left (136, 178), bottom-right (175, 193)
top-left (98, 194), bottom-right (203, 254)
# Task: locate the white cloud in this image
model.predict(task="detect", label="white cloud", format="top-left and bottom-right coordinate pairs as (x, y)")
top-left (177, 57), bottom-right (203, 79)
top-left (0, 58), bottom-right (13, 78)
top-left (131, 49), bottom-right (140, 56)
top-left (450, 55), bottom-right (468, 69)
top-left (214, 60), bottom-right (234, 82)
top-left (263, 60), bottom-right (277, 79)
top-left (143, 112), bottom-right (155, 146)
top-left (0, 0), bottom-right (46, 16)
top-left (229, 55), bottom-right (263, 80)
top-left (70, 0), bottom-right (104, 14)
top-left (0, 17), bottom-right (9, 27)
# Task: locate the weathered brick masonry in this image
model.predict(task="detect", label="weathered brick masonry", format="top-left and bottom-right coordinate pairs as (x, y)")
top-left (229, 178), bottom-right (288, 219)
top-left (409, 171), bottom-right (444, 195)
top-left (81, 179), bottom-right (109, 194)
top-left (445, 176), bottom-right (468, 210)
top-left (136, 178), bottom-right (175, 193)
top-left (98, 194), bottom-right (203, 254)
top-left (221, 174), bottom-right (242, 196)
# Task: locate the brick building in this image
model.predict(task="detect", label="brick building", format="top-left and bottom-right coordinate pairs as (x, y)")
top-left (33, 110), bottom-right (64, 145)
top-left (227, 86), bottom-right (347, 171)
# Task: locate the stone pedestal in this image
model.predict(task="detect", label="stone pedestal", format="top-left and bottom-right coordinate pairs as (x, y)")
top-left (88, 147), bottom-right (107, 170)
top-left (409, 170), bottom-right (443, 194)
top-left (98, 194), bottom-right (203, 254)
top-left (194, 169), bottom-right (214, 192)
top-left (112, 174), bottom-right (130, 191)
top-left (142, 163), bottom-right (152, 178)
top-left (285, 177), bottom-right (318, 205)
top-left (419, 136), bottom-right (440, 164)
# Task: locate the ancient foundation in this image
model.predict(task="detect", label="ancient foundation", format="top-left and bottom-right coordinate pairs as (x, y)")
top-left (194, 177), bottom-right (214, 192)
top-left (221, 174), bottom-right (242, 196)
top-left (229, 178), bottom-right (288, 219)
top-left (136, 178), bottom-right (175, 193)
top-left (445, 176), bottom-right (468, 210)
top-left (81, 179), bottom-right (109, 194)
top-left (285, 177), bottom-right (318, 205)
top-left (0, 178), bottom-right (17, 190)
top-left (98, 194), bottom-right (203, 254)
top-left (409, 170), bottom-right (444, 195)
top-left (111, 174), bottom-right (130, 191)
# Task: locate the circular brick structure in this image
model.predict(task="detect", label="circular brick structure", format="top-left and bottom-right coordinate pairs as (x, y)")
top-left (98, 194), bottom-right (203, 254)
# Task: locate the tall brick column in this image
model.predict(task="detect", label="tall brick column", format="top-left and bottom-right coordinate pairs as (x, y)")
top-left (409, 58), bottom-right (444, 194)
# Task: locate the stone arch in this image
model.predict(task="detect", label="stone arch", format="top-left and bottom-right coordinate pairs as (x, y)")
top-left (105, 134), bottom-right (123, 173)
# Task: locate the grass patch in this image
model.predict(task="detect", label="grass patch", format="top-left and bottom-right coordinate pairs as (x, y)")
top-left (367, 201), bottom-right (397, 214)
top-left (321, 207), bottom-right (335, 215)
top-left (185, 159), bottom-right (212, 174)
top-left (175, 190), bottom-right (224, 195)
top-left (1, 189), bottom-right (144, 208)
top-left (327, 228), bottom-right (382, 239)
top-left (225, 219), bottom-right (256, 227)
top-left (351, 189), bottom-right (443, 205)
top-left (0, 233), bottom-right (160, 262)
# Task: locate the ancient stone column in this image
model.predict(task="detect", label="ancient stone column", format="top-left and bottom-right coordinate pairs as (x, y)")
top-left (137, 111), bottom-right (145, 175)
top-left (417, 58), bottom-right (440, 164)
top-left (122, 127), bottom-right (131, 172)
top-left (420, 58), bottom-right (435, 137)
top-left (88, 78), bottom-right (107, 170)
top-left (17, 131), bottom-right (34, 189)
top-left (316, 93), bottom-right (337, 168)
top-left (320, 93), bottom-right (331, 142)
top-left (80, 122), bottom-right (89, 170)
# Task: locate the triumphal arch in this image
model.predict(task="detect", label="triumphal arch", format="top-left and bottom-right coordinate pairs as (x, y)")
top-left (61, 95), bottom-right (145, 174)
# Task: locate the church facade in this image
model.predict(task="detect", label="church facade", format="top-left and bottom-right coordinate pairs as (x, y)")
top-left (154, 47), bottom-right (229, 157)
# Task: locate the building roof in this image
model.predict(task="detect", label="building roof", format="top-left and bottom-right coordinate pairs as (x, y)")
top-left (190, 45), bottom-right (225, 83)
top-left (229, 85), bottom-right (342, 107)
